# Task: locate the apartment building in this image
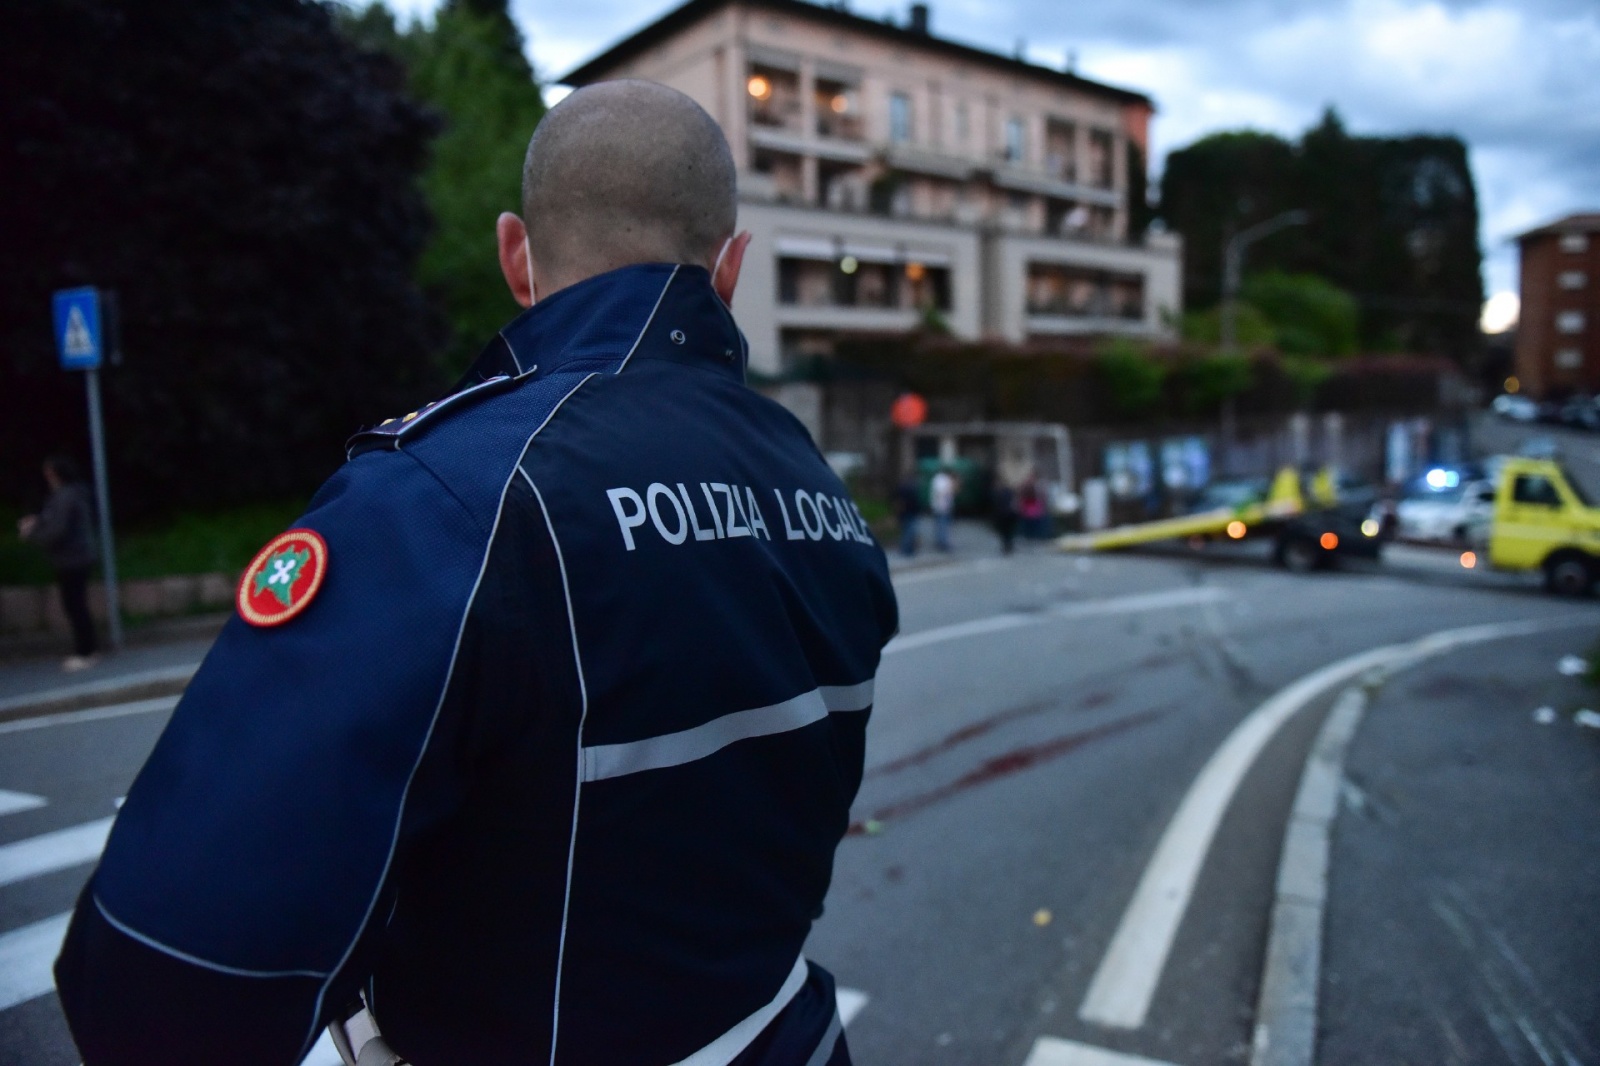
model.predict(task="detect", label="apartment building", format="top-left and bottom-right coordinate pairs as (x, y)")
top-left (562, 0), bottom-right (1182, 378)
top-left (1515, 213), bottom-right (1600, 397)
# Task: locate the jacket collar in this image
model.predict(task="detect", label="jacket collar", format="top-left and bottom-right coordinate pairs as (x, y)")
top-left (456, 263), bottom-right (747, 390)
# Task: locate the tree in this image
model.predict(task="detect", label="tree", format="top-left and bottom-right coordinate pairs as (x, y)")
top-left (1158, 109), bottom-right (1484, 358)
top-left (342, 0), bottom-right (547, 374)
top-left (1095, 339), bottom-right (1167, 418)
top-left (3, 0), bottom-right (444, 519)
top-left (1242, 271), bottom-right (1359, 357)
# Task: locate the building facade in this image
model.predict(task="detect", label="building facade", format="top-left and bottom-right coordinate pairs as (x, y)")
top-left (1515, 213), bottom-right (1600, 398)
top-left (562, 0), bottom-right (1182, 378)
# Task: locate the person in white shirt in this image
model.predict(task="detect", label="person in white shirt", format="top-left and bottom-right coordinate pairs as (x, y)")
top-left (929, 467), bottom-right (957, 552)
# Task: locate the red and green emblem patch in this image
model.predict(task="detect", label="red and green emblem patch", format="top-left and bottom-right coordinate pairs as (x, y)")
top-left (237, 529), bottom-right (328, 627)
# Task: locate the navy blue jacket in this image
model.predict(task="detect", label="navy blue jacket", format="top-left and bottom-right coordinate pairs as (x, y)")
top-left (56, 264), bottom-right (898, 1065)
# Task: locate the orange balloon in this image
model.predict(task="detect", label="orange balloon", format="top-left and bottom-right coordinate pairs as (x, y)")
top-left (891, 392), bottom-right (928, 428)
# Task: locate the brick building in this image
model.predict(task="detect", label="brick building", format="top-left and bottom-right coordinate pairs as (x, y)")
top-left (561, 0), bottom-right (1181, 379)
top-left (1515, 212), bottom-right (1600, 397)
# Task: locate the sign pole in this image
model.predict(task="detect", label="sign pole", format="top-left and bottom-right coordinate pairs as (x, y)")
top-left (83, 366), bottom-right (123, 650)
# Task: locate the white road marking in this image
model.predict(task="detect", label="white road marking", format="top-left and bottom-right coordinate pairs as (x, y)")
top-left (0, 790), bottom-right (47, 817)
top-left (0, 817), bottom-right (114, 889)
top-left (884, 587), bottom-right (1227, 656)
top-left (836, 987), bottom-right (868, 1027)
top-left (1078, 616), bottom-right (1580, 1031)
top-left (0, 695), bottom-right (178, 735)
top-left (1023, 1037), bottom-right (1180, 1066)
top-left (0, 912), bottom-right (70, 1011)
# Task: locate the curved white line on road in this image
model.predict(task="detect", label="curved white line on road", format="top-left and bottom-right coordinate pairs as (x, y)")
top-left (884, 587), bottom-right (1227, 656)
top-left (1078, 615), bottom-right (1585, 1032)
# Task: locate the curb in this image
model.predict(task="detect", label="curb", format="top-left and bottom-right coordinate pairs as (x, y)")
top-left (0, 663), bottom-right (198, 724)
top-left (1249, 681), bottom-right (1371, 1066)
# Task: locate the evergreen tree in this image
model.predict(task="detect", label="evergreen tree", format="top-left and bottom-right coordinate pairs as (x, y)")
top-left (1158, 109), bottom-right (1483, 358)
top-left (342, 0), bottom-right (547, 373)
top-left (2, 0), bottom-right (444, 519)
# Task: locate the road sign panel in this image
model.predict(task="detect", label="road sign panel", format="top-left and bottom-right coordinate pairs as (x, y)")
top-left (52, 287), bottom-right (102, 371)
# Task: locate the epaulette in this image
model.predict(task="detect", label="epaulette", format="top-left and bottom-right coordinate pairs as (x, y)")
top-left (346, 374), bottom-right (520, 458)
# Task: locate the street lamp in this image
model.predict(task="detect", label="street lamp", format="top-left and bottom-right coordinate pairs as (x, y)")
top-left (1219, 209), bottom-right (1309, 353)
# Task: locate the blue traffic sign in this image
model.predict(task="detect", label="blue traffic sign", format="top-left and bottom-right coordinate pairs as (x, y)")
top-left (53, 287), bottom-right (103, 371)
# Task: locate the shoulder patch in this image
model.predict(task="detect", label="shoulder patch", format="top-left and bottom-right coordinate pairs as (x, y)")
top-left (237, 529), bottom-right (328, 627)
top-left (346, 374), bottom-right (520, 458)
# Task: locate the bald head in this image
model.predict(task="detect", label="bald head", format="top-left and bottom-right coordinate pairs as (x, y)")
top-left (522, 80), bottom-right (737, 288)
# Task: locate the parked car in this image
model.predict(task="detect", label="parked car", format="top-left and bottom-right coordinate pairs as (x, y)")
top-left (1395, 479), bottom-right (1497, 544)
top-left (1559, 395), bottom-right (1600, 431)
top-left (1492, 393), bottom-right (1539, 422)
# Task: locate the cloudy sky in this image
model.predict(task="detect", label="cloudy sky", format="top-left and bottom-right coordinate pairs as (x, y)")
top-left (383, 0), bottom-right (1600, 329)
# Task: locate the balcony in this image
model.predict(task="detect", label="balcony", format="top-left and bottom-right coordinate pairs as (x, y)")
top-left (991, 164), bottom-right (1119, 206)
top-left (747, 64), bottom-right (802, 134)
top-left (814, 76), bottom-right (864, 142)
top-left (1026, 262), bottom-right (1145, 323)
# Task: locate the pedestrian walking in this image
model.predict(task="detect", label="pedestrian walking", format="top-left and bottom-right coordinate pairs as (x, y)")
top-left (992, 480), bottom-right (1018, 555)
top-left (17, 456), bottom-right (99, 671)
top-left (1017, 476), bottom-right (1048, 539)
top-left (930, 466), bottom-right (957, 552)
top-left (894, 473), bottom-right (922, 556)
top-left (56, 81), bottom-right (897, 1066)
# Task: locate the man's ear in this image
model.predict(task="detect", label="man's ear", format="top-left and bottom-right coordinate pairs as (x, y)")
top-left (497, 212), bottom-right (535, 308)
top-left (712, 230), bottom-right (751, 307)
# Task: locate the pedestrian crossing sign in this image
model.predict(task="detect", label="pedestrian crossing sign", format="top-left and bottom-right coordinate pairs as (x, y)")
top-left (52, 287), bottom-right (102, 370)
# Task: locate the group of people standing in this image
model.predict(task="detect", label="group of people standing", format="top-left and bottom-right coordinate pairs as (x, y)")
top-left (893, 467), bottom-right (1050, 557)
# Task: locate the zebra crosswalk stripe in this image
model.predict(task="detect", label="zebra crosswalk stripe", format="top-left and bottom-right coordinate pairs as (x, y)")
top-left (0, 912), bottom-right (70, 1012)
top-left (0, 817), bottom-right (113, 889)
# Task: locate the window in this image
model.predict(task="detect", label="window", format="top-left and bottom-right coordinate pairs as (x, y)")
top-left (1556, 310), bottom-right (1585, 334)
top-left (1045, 118), bottom-right (1076, 181)
top-left (747, 64), bottom-right (801, 131)
top-left (815, 76), bottom-right (862, 140)
top-left (1005, 118), bottom-right (1026, 163)
top-left (777, 256), bottom-right (951, 312)
top-left (1026, 262), bottom-right (1145, 319)
top-left (954, 101), bottom-right (969, 145)
top-left (1559, 271), bottom-right (1587, 290)
top-left (889, 92), bottom-right (912, 144)
top-left (1559, 233), bottom-right (1590, 253)
top-left (1087, 128), bottom-right (1114, 188)
top-left (1512, 475), bottom-right (1561, 507)
top-left (1555, 348), bottom-right (1583, 370)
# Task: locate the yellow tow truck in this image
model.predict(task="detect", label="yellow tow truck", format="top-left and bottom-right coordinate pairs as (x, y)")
top-left (1059, 456), bottom-right (1600, 596)
top-left (1485, 457), bottom-right (1600, 595)
top-left (1057, 466), bottom-right (1377, 571)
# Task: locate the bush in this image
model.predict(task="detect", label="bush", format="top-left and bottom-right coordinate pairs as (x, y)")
top-left (1095, 340), bottom-right (1167, 418)
top-left (1, 501), bottom-right (306, 586)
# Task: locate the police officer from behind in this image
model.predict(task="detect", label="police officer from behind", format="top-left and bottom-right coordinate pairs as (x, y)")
top-left (56, 80), bottom-right (897, 1066)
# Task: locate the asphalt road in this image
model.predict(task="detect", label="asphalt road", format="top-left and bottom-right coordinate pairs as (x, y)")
top-left (1, 545), bottom-right (1596, 1066)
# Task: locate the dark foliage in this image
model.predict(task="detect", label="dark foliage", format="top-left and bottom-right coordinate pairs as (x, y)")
top-left (3, 0), bottom-right (445, 520)
top-left (1159, 109), bottom-right (1484, 359)
top-left (340, 0), bottom-right (546, 374)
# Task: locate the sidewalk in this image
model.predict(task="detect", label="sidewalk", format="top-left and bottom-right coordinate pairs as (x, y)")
top-left (886, 517), bottom-right (1046, 574)
top-left (1317, 631), bottom-right (1600, 1064)
top-left (0, 619), bottom-right (221, 720)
